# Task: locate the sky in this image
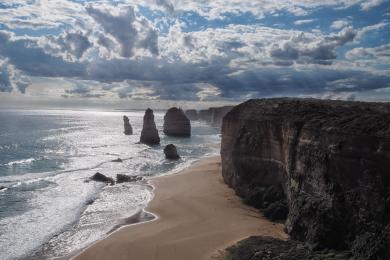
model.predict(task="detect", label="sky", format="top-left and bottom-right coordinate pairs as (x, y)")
top-left (0, 0), bottom-right (389, 108)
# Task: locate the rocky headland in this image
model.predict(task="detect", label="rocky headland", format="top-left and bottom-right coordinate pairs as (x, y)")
top-left (163, 107), bottom-right (191, 137)
top-left (221, 98), bottom-right (390, 259)
top-left (140, 108), bottom-right (160, 145)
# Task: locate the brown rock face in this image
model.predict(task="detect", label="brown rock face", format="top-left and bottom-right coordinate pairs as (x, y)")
top-left (123, 115), bottom-right (133, 135)
top-left (221, 98), bottom-right (390, 259)
top-left (164, 144), bottom-right (180, 160)
top-left (140, 108), bottom-right (160, 145)
top-left (163, 107), bottom-right (191, 137)
top-left (185, 109), bottom-right (199, 121)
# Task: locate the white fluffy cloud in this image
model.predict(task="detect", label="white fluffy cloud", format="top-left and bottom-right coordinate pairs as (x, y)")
top-left (0, 0), bottom-right (389, 102)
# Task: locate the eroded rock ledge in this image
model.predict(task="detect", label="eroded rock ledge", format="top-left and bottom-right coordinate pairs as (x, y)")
top-left (221, 98), bottom-right (390, 259)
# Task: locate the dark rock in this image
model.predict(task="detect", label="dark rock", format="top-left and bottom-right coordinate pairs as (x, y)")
top-left (221, 98), bottom-right (390, 258)
top-left (86, 198), bottom-right (95, 205)
top-left (163, 107), bottom-right (191, 137)
top-left (224, 236), bottom-right (352, 260)
top-left (123, 115), bottom-right (133, 135)
top-left (263, 200), bottom-right (289, 221)
top-left (185, 109), bottom-right (199, 121)
top-left (116, 174), bottom-right (143, 183)
top-left (90, 172), bottom-right (114, 185)
top-left (111, 158), bottom-right (123, 163)
top-left (164, 144), bottom-right (180, 160)
top-left (140, 108), bottom-right (160, 145)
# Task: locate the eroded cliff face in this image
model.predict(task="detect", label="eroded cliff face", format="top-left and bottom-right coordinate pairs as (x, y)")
top-left (221, 98), bottom-right (390, 259)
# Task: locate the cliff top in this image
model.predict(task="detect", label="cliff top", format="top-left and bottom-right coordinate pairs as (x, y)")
top-left (226, 98), bottom-right (390, 138)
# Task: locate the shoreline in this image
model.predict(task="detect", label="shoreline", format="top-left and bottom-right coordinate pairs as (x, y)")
top-left (74, 156), bottom-right (287, 260)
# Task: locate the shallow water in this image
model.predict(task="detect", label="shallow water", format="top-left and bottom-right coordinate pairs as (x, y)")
top-left (0, 108), bottom-right (220, 259)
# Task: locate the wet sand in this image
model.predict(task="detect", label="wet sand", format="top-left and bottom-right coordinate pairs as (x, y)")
top-left (75, 156), bottom-right (287, 260)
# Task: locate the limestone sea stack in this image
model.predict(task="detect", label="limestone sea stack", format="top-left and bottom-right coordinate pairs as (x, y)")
top-left (221, 98), bottom-right (390, 259)
top-left (185, 109), bottom-right (199, 121)
top-left (123, 115), bottom-right (133, 135)
top-left (140, 108), bottom-right (160, 145)
top-left (164, 144), bottom-right (180, 160)
top-left (163, 107), bottom-right (191, 137)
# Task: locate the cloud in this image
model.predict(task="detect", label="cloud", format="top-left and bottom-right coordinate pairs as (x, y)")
top-left (346, 44), bottom-right (390, 61)
top-left (269, 27), bottom-right (356, 65)
top-left (155, 0), bottom-right (174, 14)
top-left (86, 5), bottom-right (159, 58)
top-left (42, 30), bottom-right (92, 61)
top-left (0, 58), bottom-right (31, 93)
top-left (331, 19), bottom-right (350, 30)
top-left (360, 0), bottom-right (384, 11)
top-left (0, 30), bottom-right (86, 78)
top-left (294, 19), bottom-right (317, 26)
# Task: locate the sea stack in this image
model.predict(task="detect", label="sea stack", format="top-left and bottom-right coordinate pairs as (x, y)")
top-left (185, 109), bottom-right (199, 121)
top-left (164, 144), bottom-right (180, 160)
top-left (123, 115), bottom-right (133, 135)
top-left (163, 107), bottom-right (191, 137)
top-left (221, 98), bottom-right (390, 259)
top-left (140, 108), bottom-right (160, 145)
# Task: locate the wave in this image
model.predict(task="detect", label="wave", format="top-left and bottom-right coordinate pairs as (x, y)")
top-left (4, 158), bottom-right (36, 166)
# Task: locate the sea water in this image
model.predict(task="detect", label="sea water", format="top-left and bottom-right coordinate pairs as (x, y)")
top-left (0, 108), bottom-right (220, 259)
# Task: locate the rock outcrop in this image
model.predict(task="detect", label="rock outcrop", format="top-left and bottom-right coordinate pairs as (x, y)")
top-left (90, 172), bottom-right (114, 185)
top-left (164, 144), bottom-right (180, 160)
top-left (221, 98), bottom-right (390, 259)
top-left (123, 115), bottom-right (133, 135)
top-left (116, 174), bottom-right (143, 183)
top-left (163, 107), bottom-right (191, 137)
top-left (140, 108), bottom-right (160, 145)
top-left (185, 109), bottom-right (199, 121)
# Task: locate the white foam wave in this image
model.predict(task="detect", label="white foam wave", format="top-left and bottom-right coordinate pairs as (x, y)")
top-left (5, 158), bottom-right (36, 166)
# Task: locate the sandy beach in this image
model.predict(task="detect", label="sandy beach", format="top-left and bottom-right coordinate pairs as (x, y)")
top-left (75, 156), bottom-right (287, 260)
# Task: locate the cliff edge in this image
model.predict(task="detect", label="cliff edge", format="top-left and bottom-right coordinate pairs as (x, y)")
top-left (221, 98), bottom-right (390, 259)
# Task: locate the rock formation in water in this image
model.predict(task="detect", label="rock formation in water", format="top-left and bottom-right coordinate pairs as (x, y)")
top-left (140, 108), bottom-right (160, 145)
top-left (164, 144), bottom-right (180, 160)
top-left (90, 172), bottom-right (114, 185)
top-left (116, 174), bottom-right (143, 183)
top-left (163, 107), bottom-right (191, 137)
top-left (185, 109), bottom-right (199, 121)
top-left (221, 98), bottom-right (390, 259)
top-left (123, 115), bottom-right (133, 135)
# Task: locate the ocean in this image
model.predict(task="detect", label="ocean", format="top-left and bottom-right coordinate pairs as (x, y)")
top-left (0, 108), bottom-right (220, 259)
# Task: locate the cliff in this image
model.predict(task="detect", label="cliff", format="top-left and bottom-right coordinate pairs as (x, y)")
top-left (163, 107), bottom-right (191, 137)
top-left (185, 109), bottom-right (199, 121)
top-left (199, 106), bottom-right (234, 127)
top-left (140, 108), bottom-right (160, 145)
top-left (221, 98), bottom-right (390, 259)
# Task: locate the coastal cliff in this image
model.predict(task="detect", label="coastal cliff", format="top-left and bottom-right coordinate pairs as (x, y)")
top-left (221, 98), bottom-right (390, 259)
top-left (199, 106), bottom-right (234, 127)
